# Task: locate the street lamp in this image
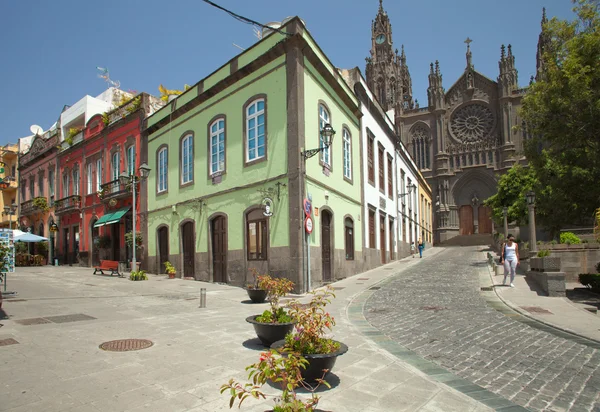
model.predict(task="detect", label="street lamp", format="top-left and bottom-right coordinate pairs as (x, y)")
top-left (526, 191), bottom-right (537, 253)
top-left (398, 183), bottom-right (417, 198)
top-left (119, 162), bottom-right (151, 271)
top-left (2, 202), bottom-right (16, 230)
top-left (301, 124), bottom-right (336, 159)
top-left (502, 206), bottom-right (508, 238)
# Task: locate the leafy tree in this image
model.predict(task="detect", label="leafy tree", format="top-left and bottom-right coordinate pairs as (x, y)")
top-left (484, 165), bottom-right (538, 226)
top-left (519, 0), bottom-right (600, 233)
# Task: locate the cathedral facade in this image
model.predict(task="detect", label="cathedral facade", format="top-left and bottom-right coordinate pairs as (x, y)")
top-left (366, 1), bottom-right (545, 243)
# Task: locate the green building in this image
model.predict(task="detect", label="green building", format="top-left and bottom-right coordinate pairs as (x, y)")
top-left (142, 18), bottom-right (362, 292)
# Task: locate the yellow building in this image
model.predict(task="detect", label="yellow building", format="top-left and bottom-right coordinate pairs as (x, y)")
top-left (0, 143), bottom-right (19, 229)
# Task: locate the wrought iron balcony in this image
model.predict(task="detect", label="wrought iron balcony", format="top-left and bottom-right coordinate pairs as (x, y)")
top-left (20, 196), bottom-right (49, 216)
top-left (99, 179), bottom-right (132, 201)
top-left (54, 195), bottom-right (81, 215)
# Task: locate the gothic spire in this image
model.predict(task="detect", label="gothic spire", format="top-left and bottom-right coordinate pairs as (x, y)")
top-left (379, 0), bottom-right (384, 12)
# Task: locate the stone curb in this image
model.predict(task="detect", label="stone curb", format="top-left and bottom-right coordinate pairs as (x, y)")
top-left (484, 256), bottom-right (600, 347)
top-left (344, 251), bottom-right (528, 412)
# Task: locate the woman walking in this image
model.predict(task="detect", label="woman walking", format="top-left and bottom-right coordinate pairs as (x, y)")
top-left (418, 238), bottom-right (424, 258)
top-left (500, 234), bottom-right (519, 287)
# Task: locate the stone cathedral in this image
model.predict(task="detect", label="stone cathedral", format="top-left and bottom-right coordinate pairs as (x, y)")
top-left (366, 1), bottom-right (547, 243)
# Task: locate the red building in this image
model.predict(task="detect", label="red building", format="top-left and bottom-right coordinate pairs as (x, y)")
top-left (54, 93), bottom-right (162, 267)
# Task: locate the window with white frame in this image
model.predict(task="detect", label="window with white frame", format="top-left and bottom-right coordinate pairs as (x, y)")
top-left (62, 173), bottom-right (69, 198)
top-left (246, 99), bottom-right (265, 162)
top-left (87, 163), bottom-right (93, 195)
top-left (319, 104), bottom-right (331, 167)
top-left (181, 134), bottom-right (193, 184)
top-left (72, 166), bottom-right (79, 196)
top-left (111, 152), bottom-right (120, 182)
top-left (343, 128), bottom-right (351, 180)
top-left (126, 145), bottom-right (135, 176)
top-left (210, 119), bottom-right (225, 175)
top-left (96, 159), bottom-right (102, 191)
top-left (157, 147), bottom-right (168, 193)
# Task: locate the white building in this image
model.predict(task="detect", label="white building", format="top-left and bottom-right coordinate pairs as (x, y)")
top-left (341, 68), bottom-right (426, 270)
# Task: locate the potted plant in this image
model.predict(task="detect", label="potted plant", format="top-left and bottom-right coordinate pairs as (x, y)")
top-left (271, 287), bottom-right (348, 383)
top-left (164, 261), bottom-right (176, 279)
top-left (246, 267), bottom-right (268, 303)
top-left (221, 349), bottom-right (330, 411)
top-left (246, 276), bottom-right (295, 346)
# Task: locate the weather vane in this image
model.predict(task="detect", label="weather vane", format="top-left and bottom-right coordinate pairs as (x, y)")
top-left (96, 66), bottom-right (121, 89)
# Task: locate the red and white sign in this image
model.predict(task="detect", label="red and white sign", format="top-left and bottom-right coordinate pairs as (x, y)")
top-left (305, 216), bottom-right (313, 234)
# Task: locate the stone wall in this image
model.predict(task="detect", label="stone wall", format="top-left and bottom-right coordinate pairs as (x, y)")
top-left (543, 244), bottom-right (600, 282)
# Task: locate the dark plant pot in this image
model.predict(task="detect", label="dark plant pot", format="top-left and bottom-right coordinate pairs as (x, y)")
top-left (246, 315), bottom-right (295, 347)
top-left (246, 288), bottom-right (268, 303)
top-left (271, 340), bottom-right (348, 383)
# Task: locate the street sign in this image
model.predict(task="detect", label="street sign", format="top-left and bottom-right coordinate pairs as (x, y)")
top-left (305, 216), bottom-right (313, 234)
top-left (303, 199), bottom-right (312, 217)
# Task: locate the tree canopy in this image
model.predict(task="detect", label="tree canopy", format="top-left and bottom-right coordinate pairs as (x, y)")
top-left (519, 0), bottom-right (600, 233)
top-left (484, 165), bottom-right (537, 227)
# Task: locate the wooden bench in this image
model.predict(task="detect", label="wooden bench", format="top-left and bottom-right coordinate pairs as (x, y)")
top-left (93, 260), bottom-right (121, 277)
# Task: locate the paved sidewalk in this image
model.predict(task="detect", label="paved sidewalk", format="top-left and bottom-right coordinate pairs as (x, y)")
top-left (0, 252), bottom-right (491, 412)
top-left (485, 252), bottom-right (600, 343)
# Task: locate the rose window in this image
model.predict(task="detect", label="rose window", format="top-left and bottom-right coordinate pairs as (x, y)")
top-left (450, 103), bottom-right (494, 143)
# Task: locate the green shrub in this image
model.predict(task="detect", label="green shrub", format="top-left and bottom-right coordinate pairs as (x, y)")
top-left (596, 261), bottom-right (600, 273)
top-left (537, 249), bottom-right (551, 257)
top-left (130, 270), bottom-right (148, 281)
top-left (537, 240), bottom-right (543, 245)
top-left (579, 273), bottom-right (600, 292)
top-left (560, 232), bottom-right (581, 245)
top-left (551, 240), bottom-right (558, 245)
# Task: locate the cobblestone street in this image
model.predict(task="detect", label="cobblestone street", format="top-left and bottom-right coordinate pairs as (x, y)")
top-left (364, 247), bottom-right (600, 412)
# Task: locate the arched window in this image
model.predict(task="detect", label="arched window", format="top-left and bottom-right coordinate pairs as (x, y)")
top-left (319, 104), bottom-right (331, 167)
top-left (157, 146), bottom-right (168, 193)
top-left (210, 118), bottom-right (226, 175)
top-left (180, 134), bottom-right (193, 185)
top-left (344, 218), bottom-right (354, 260)
top-left (342, 128), bottom-right (352, 180)
top-left (410, 124), bottom-right (430, 170)
top-left (245, 98), bottom-right (266, 163)
top-left (246, 208), bottom-right (268, 261)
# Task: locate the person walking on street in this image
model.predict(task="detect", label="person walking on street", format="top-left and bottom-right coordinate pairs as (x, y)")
top-left (418, 238), bottom-right (424, 258)
top-left (500, 234), bottom-right (520, 287)
top-left (410, 242), bottom-right (415, 258)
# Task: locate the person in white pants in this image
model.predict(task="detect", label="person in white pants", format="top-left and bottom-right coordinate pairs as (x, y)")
top-left (500, 234), bottom-right (520, 287)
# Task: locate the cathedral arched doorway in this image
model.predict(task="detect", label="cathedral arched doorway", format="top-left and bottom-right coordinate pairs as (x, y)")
top-left (451, 170), bottom-right (497, 237)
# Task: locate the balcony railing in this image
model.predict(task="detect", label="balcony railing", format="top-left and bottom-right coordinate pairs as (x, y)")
top-left (21, 196), bottom-right (49, 216)
top-left (54, 195), bottom-right (81, 215)
top-left (99, 179), bottom-right (132, 201)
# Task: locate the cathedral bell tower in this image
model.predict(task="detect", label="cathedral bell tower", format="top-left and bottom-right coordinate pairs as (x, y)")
top-left (366, 0), bottom-right (414, 112)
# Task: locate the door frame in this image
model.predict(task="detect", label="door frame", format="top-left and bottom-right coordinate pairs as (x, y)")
top-left (379, 213), bottom-right (386, 264)
top-left (156, 224), bottom-right (169, 274)
top-left (459, 205), bottom-right (474, 235)
top-left (179, 219), bottom-right (196, 279)
top-left (320, 207), bottom-right (334, 283)
top-left (209, 213), bottom-right (228, 283)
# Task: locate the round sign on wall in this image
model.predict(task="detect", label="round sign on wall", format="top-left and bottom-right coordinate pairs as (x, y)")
top-left (305, 216), bottom-right (313, 234)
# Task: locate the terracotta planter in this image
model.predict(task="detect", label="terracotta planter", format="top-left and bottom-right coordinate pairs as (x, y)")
top-left (246, 288), bottom-right (268, 303)
top-left (246, 315), bottom-right (295, 347)
top-left (168, 272), bottom-right (176, 279)
top-left (271, 339), bottom-right (348, 383)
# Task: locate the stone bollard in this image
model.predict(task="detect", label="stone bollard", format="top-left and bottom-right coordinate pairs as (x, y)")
top-left (495, 265), bottom-right (503, 276)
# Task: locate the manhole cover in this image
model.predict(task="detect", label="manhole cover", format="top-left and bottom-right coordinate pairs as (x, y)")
top-left (480, 286), bottom-right (494, 291)
top-left (0, 338), bottom-right (19, 347)
top-left (5, 299), bottom-right (27, 302)
top-left (15, 317), bottom-right (52, 326)
top-left (520, 306), bottom-right (553, 314)
top-left (99, 339), bottom-right (154, 352)
top-left (369, 286), bottom-right (381, 290)
top-left (45, 314), bottom-right (96, 324)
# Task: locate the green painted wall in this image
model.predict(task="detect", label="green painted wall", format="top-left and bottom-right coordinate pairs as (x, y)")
top-left (302, 60), bottom-right (362, 251)
top-left (146, 56), bottom-right (288, 257)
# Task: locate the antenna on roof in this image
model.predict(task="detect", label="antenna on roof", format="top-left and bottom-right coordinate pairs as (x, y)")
top-left (253, 27), bottom-right (262, 40)
top-left (232, 43), bottom-right (246, 51)
top-left (29, 125), bottom-right (43, 136)
top-left (96, 66), bottom-right (121, 89)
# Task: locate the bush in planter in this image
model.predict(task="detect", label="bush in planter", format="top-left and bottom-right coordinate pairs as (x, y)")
top-left (129, 270), bottom-right (148, 281)
top-left (164, 261), bottom-right (176, 278)
top-left (255, 276), bottom-right (294, 324)
top-left (560, 232), bottom-right (581, 245)
top-left (221, 349), bottom-right (329, 411)
top-left (579, 273), bottom-right (600, 292)
top-left (124, 231), bottom-right (143, 251)
top-left (537, 249), bottom-right (551, 258)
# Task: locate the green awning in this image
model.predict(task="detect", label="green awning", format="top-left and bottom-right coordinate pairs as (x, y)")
top-left (104, 207), bottom-right (131, 226)
top-left (93, 207), bottom-right (131, 228)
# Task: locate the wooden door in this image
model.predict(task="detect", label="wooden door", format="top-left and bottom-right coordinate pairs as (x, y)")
top-left (158, 227), bottom-right (169, 274)
top-left (111, 224), bottom-right (120, 261)
top-left (181, 222), bottom-right (195, 278)
top-left (380, 215), bottom-right (386, 264)
top-left (212, 216), bottom-right (227, 283)
top-left (459, 205), bottom-right (474, 235)
top-left (389, 220), bottom-right (394, 261)
top-left (478, 206), bottom-right (493, 234)
top-left (321, 211), bottom-right (332, 282)
top-left (91, 224), bottom-right (100, 267)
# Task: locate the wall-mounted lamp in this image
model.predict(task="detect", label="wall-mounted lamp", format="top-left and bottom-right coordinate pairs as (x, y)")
top-left (301, 124), bottom-right (336, 159)
top-left (398, 183), bottom-right (417, 198)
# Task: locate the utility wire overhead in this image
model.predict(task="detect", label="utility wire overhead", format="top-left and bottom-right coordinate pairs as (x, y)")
top-left (201, 0), bottom-right (292, 36)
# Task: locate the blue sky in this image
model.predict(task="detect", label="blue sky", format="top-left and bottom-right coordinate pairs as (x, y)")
top-left (0, 0), bottom-right (575, 144)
